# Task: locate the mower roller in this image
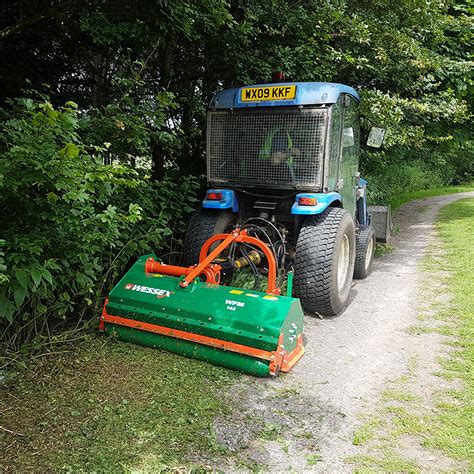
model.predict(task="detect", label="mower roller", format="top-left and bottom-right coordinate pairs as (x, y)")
top-left (100, 229), bottom-right (305, 376)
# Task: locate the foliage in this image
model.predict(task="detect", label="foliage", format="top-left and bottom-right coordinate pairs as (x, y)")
top-left (0, 0), bottom-right (473, 350)
top-left (364, 160), bottom-right (448, 204)
top-left (79, 74), bottom-right (178, 170)
top-left (0, 98), bottom-right (198, 352)
top-left (1, 0), bottom-right (472, 180)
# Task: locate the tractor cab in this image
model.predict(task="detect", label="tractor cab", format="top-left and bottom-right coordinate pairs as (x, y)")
top-left (204, 82), bottom-right (361, 219)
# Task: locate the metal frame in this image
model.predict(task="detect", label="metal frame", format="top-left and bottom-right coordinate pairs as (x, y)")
top-left (322, 104), bottom-right (333, 191)
top-left (198, 230), bottom-right (280, 295)
top-left (144, 228), bottom-right (281, 295)
top-left (322, 97), bottom-right (345, 192)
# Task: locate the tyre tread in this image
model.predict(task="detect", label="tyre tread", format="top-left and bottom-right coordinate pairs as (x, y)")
top-left (294, 207), bottom-right (355, 316)
top-left (353, 225), bottom-right (375, 279)
top-left (182, 209), bottom-right (234, 266)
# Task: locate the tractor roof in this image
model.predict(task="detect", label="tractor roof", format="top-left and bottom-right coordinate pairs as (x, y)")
top-left (209, 82), bottom-right (360, 109)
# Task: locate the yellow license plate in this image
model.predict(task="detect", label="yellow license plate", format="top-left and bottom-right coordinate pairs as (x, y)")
top-left (241, 85), bottom-right (297, 102)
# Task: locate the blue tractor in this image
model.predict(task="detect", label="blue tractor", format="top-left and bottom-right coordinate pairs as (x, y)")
top-left (182, 82), bottom-right (382, 316)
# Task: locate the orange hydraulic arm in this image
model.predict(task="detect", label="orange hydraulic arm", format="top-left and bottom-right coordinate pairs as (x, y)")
top-left (198, 230), bottom-right (280, 295)
top-left (145, 229), bottom-right (280, 295)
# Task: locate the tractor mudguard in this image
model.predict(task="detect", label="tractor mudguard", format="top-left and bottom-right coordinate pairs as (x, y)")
top-left (367, 205), bottom-right (392, 242)
top-left (291, 192), bottom-right (341, 215)
top-left (202, 189), bottom-right (238, 212)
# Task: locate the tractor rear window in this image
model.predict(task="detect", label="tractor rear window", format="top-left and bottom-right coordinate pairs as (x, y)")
top-left (207, 107), bottom-right (327, 189)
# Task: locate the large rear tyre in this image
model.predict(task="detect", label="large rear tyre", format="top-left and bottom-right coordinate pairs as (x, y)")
top-left (353, 225), bottom-right (376, 279)
top-left (182, 209), bottom-right (236, 266)
top-left (294, 207), bottom-right (356, 316)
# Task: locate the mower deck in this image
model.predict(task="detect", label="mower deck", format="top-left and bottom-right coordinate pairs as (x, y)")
top-left (101, 255), bottom-right (304, 376)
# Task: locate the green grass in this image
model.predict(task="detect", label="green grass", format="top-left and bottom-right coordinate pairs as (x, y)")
top-left (381, 389), bottom-right (418, 403)
top-left (259, 422), bottom-right (284, 441)
top-left (348, 452), bottom-right (420, 473)
top-left (426, 197), bottom-right (474, 462)
top-left (374, 243), bottom-right (395, 257)
top-left (388, 183), bottom-right (474, 212)
top-left (1, 336), bottom-right (238, 471)
top-left (348, 197), bottom-right (474, 471)
top-left (306, 453), bottom-right (322, 465)
top-left (352, 414), bottom-right (382, 446)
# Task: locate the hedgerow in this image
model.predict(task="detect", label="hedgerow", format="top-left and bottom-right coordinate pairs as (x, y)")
top-left (0, 98), bottom-right (198, 353)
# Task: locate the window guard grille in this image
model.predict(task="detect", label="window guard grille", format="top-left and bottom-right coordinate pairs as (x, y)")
top-left (207, 108), bottom-right (327, 189)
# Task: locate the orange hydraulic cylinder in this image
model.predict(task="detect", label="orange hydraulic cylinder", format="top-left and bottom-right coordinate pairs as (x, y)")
top-left (145, 258), bottom-right (221, 284)
top-left (145, 259), bottom-right (190, 277)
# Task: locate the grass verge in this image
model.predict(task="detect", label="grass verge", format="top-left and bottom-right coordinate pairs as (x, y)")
top-left (429, 198), bottom-right (473, 461)
top-left (0, 336), bottom-right (238, 471)
top-left (387, 183), bottom-right (474, 212)
top-left (348, 197), bottom-right (473, 471)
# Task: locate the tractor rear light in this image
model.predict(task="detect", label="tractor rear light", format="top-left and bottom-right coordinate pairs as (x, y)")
top-left (207, 192), bottom-right (223, 200)
top-left (298, 196), bottom-right (317, 206)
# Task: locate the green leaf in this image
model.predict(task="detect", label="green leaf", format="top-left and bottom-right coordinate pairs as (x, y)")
top-left (61, 142), bottom-right (80, 158)
top-left (14, 285), bottom-right (27, 308)
top-left (47, 192), bottom-right (59, 203)
top-left (31, 268), bottom-right (42, 287)
top-left (42, 269), bottom-right (53, 285)
top-left (0, 295), bottom-right (15, 322)
top-left (14, 269), bottom-right (28, 289)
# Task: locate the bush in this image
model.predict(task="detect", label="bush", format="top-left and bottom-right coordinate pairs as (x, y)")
top-left (364, 161), bottom-right (449, 204)
top-left (359, 143), bottom-right (467, 204)
top-left (0, 98), bottom-right (198, 353)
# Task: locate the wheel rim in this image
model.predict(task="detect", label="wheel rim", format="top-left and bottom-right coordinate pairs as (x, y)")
top-left (337, 234), bottom-right (350, 293)
top-left (365, 235), bottom-right (374, 271)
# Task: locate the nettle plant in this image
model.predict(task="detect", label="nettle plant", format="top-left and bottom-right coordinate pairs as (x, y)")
top-left (0, 98), bottom-right (198, 352)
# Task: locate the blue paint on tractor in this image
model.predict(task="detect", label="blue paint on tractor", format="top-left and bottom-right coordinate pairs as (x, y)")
top-left (210, 82), bottom-right (360, 109)
top-left (291, 192), bottom-right (342, 215)
top-left (202, 189), bottom-right (239, 212)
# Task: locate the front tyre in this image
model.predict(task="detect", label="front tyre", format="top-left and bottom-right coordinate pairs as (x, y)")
top-left (294, 207), bottom-right (356, 316)
top-left (353, 225), bottom-right (376, 279)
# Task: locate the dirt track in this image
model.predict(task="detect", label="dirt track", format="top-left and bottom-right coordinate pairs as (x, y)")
top-left (212, 192), bottom-right (474, 472)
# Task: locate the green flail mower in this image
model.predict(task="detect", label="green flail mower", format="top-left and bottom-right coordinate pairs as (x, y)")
top-left (101, 81), bottom-right (389, 376)
top-left (100, 229), bottom-right (305, 377)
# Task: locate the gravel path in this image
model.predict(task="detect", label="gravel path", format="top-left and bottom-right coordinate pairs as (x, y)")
top-left (212, 192), bottom-right (474, 472)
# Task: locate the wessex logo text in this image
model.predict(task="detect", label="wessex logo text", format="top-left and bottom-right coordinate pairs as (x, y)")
top-left (125, 283), bottom-right (172, 298)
